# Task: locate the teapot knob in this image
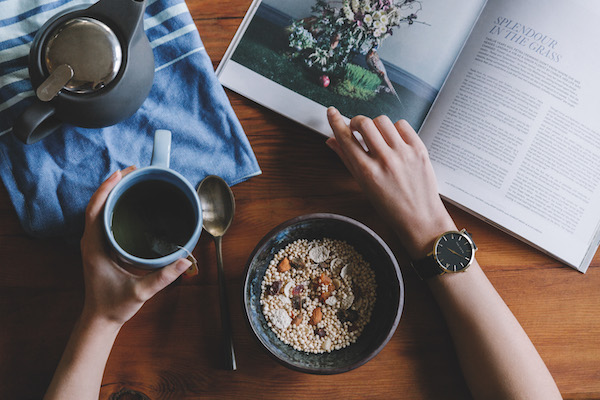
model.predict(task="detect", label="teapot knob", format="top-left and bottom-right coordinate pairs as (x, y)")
top-left (36, 64), bottom-right (74, 101)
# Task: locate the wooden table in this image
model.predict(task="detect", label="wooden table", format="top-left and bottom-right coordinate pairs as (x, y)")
top-left (1, 1), bottom-right (599, 399)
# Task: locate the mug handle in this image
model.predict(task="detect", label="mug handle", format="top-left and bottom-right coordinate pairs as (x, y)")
top-left (12, 100), bottom-right (61, 144)
top-left (151, 129), bottom-right (171, 168)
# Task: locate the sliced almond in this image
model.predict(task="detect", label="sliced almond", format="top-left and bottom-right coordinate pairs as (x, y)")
top-left (309, 245), bottom-right (330, 263)
top-left (341, 293), bottom-right (355, 310)
top-left (283, 281), bottom-right (295, 297)
top-left (340, 265), bottom-right (351, 281)
top-left (277, 294), bottom-right (291, 305)
top-left (272, 308), bottom-right (292, 330)
top-left (325, 295), bottom-right (337, 307)
top-left (330, 258), bottom-right (343, 271)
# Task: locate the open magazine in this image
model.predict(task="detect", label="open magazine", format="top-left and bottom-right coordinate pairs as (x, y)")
top-left (217, 0), bottom-right (600, 272)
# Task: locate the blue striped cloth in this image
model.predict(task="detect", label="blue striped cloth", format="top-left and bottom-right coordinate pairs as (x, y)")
top-left (0, 0), bottom-right (261, 238)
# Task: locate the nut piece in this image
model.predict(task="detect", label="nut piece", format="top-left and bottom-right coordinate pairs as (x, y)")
top-left (340, 293), bottom-right (355, 310)
top-left (332, 278), bottom-right (342, 290)
top-left (272, 308), bottom-right (292, 330)
top-left (283, 281), bottom-right (295, 297)
top-left (309, 307), bottom-right (323, 325)
top-left (309, 246), bottom-right (330, 263)
top-left (340, 265), bottom-right (350, 281)
top-left (292, 314), bottom-right (303, 326)
top-left (278, 257), bottom-right (291, 272)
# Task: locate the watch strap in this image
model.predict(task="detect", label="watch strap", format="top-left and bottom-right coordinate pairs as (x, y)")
top-left (410, 254), bottom-right (443, 280)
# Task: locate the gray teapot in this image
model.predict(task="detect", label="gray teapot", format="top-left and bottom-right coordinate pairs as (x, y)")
top-left (13, 0), bottom-right (154, 144)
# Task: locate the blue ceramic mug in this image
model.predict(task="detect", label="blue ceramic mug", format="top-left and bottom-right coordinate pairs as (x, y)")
top-left (103, 129), bottom-right (202, 269)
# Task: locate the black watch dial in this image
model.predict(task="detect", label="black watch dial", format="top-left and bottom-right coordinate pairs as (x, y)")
top-left (434, 231), bottom-right (475, 273)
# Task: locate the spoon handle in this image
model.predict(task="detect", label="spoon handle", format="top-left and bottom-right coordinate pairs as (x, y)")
top-left (214, 235), bottom-right (237, 370)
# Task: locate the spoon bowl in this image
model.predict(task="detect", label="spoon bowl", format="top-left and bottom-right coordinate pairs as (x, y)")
top-left (198, 175), bottom-right (235, 237)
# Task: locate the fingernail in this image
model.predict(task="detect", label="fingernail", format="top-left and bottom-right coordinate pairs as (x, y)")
top-left (327, 106), bottom-right (338, 117)
top-left (108, 170), bottom-right (121, 181)
top-left (176, 258), bottom-right (192, 272)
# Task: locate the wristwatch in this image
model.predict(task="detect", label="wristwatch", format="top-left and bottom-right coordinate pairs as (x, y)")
top-left (411, 229), bottom-right (477, 280)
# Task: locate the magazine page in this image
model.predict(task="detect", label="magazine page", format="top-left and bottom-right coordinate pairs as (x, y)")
top-left (217, 0), bottom-right (486, 136)
top-left (419, 0), bottom-right (600, 271)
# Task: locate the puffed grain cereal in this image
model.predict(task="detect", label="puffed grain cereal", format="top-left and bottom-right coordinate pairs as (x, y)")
top-left (260, 238), bottom-right (377, 354)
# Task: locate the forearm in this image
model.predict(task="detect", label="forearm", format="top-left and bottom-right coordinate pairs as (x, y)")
top-left (427, 260), bottom-right (561, 400)
top-left (44, 313), bottom-right (122, 400)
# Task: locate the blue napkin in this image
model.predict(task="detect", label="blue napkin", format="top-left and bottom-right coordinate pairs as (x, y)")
top-left (0, 0), bottom-right (261, 238)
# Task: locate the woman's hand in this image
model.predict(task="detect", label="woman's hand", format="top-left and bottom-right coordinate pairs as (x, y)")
top-left (45, 168), bottom-right (192, 400)
top-left (79, 167), bottom-right (191, 327)
top-left (326, 107), bottom-right (456, 259)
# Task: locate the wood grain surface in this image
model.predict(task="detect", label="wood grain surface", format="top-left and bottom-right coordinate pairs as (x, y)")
top-left (1, 1), bottom-right (599, 399)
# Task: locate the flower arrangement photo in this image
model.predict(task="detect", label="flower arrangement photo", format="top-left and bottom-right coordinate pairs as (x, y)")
top-left (287, 0), bottom-right (424, 100)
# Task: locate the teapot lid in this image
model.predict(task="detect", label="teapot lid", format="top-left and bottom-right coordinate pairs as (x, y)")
top-left (43, 17), bottom-right (122, 93)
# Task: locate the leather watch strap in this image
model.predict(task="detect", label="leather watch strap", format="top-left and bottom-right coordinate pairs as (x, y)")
top-left (411, 255), bottom-right (443, 280)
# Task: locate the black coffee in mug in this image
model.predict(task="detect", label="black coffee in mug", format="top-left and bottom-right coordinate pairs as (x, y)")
top-left (111, 179), bottom-right (196, 259)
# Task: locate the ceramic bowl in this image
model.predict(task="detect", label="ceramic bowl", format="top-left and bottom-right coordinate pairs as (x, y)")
top-left (243, 213), bottom-right (404, 374)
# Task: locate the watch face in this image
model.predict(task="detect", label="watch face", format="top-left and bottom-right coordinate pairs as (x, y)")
top-left (434, 231), bottom-right (475, 273)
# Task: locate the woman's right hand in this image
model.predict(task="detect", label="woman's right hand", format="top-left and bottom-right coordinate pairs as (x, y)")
top-left (326, 107), bottom-right (456, 259)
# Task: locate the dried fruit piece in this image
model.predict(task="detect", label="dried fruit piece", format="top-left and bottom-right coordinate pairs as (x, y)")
top-left (272, 308), bottom-right (292, 330)
top-left (278, 257), bottom-right (291, 272)
top-left (309, 307), bottom-right (323, 325)
top-left (309, 245), bottom-right (330, 263)
top-left (292, 285), bottom-right (304, 296)
top-left (332, 278), bottom-right (342, 290)
top-left (315, 328), bottom-right (327, 337)
top-left (292, 295), bottom-right (304, 310)
top-left (267, 280), bottom-right (282, 295)
top-left (309, 277), bottom-right (320, 292)
top-left (319, 273), bottom-right (332, 285)
top-left (292, 314), bottom-right (303, 326)
top-left (290, 257), bottom-right (305, 269)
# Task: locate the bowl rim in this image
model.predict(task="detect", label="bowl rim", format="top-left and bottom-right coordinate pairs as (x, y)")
top-left (242, 213), bottom-right (404, 374)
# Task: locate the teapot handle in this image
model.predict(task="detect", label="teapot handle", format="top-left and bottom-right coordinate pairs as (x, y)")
top-left (86, 0), bottom-right (147, 42)
top-left (13, 101), bottom-right (61, 144)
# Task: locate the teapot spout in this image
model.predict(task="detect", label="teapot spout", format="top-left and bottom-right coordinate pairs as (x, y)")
top-left (86, 0), bottom-right (147, 42)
